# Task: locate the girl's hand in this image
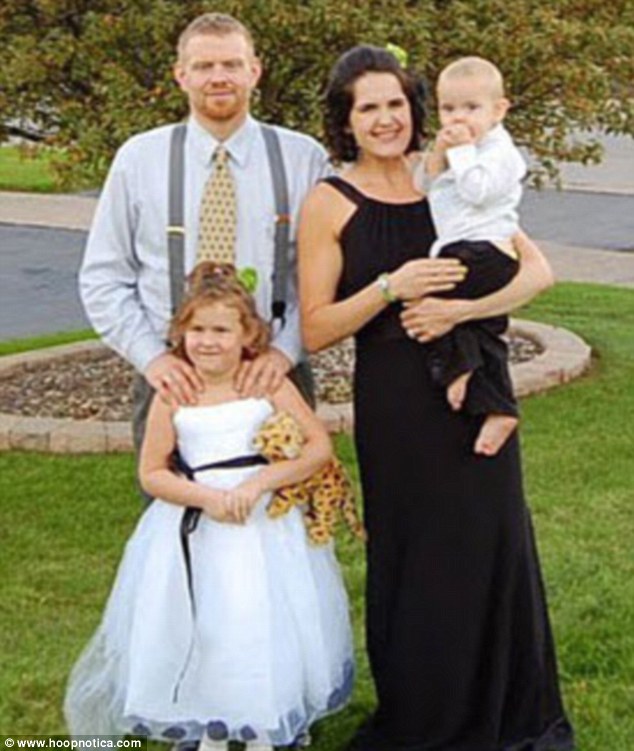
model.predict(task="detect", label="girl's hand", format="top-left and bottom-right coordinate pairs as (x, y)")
top-left (400, 297), bottom-right (469, 341)
top-left (201, 491), bottom-right (239, 523)
top-left (389, 258), bottom-right (466, 302)
top-left (226, 480), bottom-right (264, 524)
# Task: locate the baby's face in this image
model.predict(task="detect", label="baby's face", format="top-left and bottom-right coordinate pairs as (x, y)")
top-left (437, 75), bottom-right (508, 144)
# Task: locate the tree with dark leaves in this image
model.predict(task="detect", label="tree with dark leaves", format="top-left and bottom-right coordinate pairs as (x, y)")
top-left (1, 0), bottom-right (632, 187)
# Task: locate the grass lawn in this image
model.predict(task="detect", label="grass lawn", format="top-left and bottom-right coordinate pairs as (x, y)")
top-left (0, 145), bottom-right (61, 193)
top-left (0, 144), bottom-right (98, 193)
top-left (0, 282), bottom-right (632, 748)
top-left (0, 330), bottom-right (97, 358)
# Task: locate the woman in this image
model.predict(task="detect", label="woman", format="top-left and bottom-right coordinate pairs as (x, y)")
top-left (298, 46), bottom-right (574, 751)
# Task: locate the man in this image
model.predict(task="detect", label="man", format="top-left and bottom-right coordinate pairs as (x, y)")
top-left (80, 12), bottom-right (328, 449)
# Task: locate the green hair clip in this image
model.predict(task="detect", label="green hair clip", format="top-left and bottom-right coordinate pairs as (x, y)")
top-left (237, 266), bottom-right (259, 294)
top-left (385, 43), bottom-right (408, 68)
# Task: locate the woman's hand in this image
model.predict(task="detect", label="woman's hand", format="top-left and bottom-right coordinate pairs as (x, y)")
top-left (389, 258), bottom-right (466, 302)
top-left (400, 297), bottom-right (469, 342)
top-left (399, 232), bottom-right (554, 342)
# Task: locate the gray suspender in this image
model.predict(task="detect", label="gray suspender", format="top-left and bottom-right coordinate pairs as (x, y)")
top-left (167, 123), bottom-right (187, 314)
top-left (260, 124), bottom-right (290, 326)
top-left (167, 122), bottom-right (290, 325)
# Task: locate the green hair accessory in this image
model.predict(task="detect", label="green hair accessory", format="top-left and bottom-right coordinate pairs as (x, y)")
top-left (386, 43), bottom-right (408, 68)
top-left (237, 266), bottom-right (259, 294)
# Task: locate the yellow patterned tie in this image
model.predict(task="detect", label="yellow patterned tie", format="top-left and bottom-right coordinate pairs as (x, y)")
top-left (196, 145), bottom-right (237, 263)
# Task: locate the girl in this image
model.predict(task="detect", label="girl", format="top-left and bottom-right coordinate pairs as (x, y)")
top-left (64, 263), bottom-right (354, 750)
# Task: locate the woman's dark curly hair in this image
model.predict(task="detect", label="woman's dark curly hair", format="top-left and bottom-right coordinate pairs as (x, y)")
top-left (324, 45), bottom-right (426, 164)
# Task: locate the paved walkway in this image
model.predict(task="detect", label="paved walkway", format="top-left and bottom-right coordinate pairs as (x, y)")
top-left (2, 192), bottom-right (632, 281)
top-left (0, 223), bottom-right (86, 338)
top-left (0, 137), bottom-right (632, 339)
top-left (0, 191), bottom-right (96, 231)
top-left (552, 133), bottom-right (634, 195)
top-left (2, 186), bottom-right (634, 251)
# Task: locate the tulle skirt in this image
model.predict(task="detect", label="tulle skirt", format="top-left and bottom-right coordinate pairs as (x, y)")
top-left (64, 491), bottom-right (354, 745)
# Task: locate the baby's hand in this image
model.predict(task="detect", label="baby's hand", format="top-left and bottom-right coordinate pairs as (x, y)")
top-left (437, 124), bottom-right (474, 149)
top-left (425, 147), bottom-right (448, 179)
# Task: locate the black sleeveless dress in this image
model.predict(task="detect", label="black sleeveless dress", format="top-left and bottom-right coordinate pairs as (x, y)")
top-left (324, 177), bottom-right (574, 751)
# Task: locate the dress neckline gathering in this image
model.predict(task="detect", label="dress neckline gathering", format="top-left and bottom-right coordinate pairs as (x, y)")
top-left (331, 176), bottom-right (427, 207)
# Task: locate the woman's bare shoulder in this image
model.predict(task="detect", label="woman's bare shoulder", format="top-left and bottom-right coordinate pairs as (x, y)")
top-left (301, 178), bottom-right (358, 234)
top-left (306, 177), bottom-right (354, 205)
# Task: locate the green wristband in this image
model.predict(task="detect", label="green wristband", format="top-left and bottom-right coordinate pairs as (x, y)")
top-left (377, 273), bottom-right (398, 303)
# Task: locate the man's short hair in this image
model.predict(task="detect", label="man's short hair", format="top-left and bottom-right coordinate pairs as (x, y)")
top-left (177, 12), bottom-right (255, 61)
top-left (438, 56), bottom-right (505, 98)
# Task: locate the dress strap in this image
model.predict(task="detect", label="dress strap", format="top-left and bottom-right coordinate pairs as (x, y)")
top-left (321, 175), bottom-right (366, 206)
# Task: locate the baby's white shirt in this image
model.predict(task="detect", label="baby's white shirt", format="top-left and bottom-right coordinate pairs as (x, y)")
top-left (414, 124), bottom-right (527, 258)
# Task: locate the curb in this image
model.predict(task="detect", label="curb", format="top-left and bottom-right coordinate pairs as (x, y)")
top-left (0, 319), bottom-right (592, 453)
top-left (509, 320), bottom-right (592, 397)
top-left (0, 192), bottom-right (97, 231)
top-left (0, 341), bottom-right (130, 453)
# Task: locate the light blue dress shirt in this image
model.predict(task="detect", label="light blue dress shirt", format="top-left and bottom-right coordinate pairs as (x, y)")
top-left (80, 115), bottom-right (330, 372)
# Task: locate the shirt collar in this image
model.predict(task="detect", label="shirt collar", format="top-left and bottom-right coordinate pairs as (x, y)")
top-left (481, 123), bottom-right (508, 147)
top-left (187, 114), bottom-right (259, 168)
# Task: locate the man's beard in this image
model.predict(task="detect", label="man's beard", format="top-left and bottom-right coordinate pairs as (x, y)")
top-left (199, 91), bottom-right (243, 121)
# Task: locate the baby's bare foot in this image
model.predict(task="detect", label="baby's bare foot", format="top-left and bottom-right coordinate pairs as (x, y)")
top-left (447, 372), bottom-right (472, 411)
top-left (474, 415), bottom-right (519, 456)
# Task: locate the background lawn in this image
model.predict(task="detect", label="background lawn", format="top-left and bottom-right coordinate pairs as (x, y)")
top-left (0, 330), bottom-right (96, 358)
top-left (0, 282), bottom-right (632, 748)
top-left (0, 146), bottom-right (93, 193)
top-left (0, 146), bottom-right (61, 193)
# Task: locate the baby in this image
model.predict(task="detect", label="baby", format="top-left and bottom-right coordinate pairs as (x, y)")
top-left (414, 56), bottom-right (527, 456)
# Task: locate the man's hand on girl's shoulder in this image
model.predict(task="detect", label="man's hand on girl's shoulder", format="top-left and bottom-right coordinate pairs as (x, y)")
top-left (145, 352), bottom-right (204, 406)
top-left (235, 347), bottom-right (292, 398)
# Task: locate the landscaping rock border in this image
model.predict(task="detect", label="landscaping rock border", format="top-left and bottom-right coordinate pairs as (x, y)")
top-left (0, 319), bottom-right (592, 453)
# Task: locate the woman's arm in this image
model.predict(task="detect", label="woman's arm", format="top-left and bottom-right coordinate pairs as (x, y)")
top-left (298, 184), bottom-right (388, 352)
top-left (299, 183), bottom-right (465, 352)
top-left (138, 396), bottom-right (233, 520)
top-left (400, 231), bottom-right (554, 342)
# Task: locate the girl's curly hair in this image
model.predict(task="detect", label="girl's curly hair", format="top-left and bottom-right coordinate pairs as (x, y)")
top-left (324, 45), bottom-right (426, 164)
top-left (168, 262), bottom-right (270, 363)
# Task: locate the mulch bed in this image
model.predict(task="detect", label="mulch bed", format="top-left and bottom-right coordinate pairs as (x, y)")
top-left (0, 335), bottom-right (542, 422)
